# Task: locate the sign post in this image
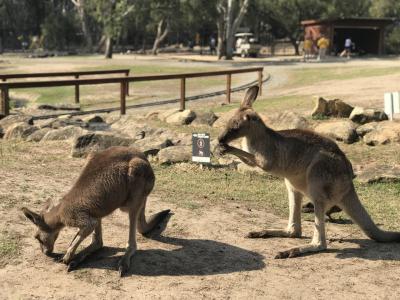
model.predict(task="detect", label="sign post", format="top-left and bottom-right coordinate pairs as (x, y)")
top-left (192, 133), bottom-right (211, 164)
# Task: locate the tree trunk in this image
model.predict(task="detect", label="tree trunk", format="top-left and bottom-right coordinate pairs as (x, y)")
top-left (217, 0), bottom-right (249, 60)
top-left (71, 0), bottom-right (93, 51)
top-left (217, 18), bottom-right (225, 59)
top-left (105, 36), bottom-right (113, 59)
top-left (152, 19), bottom-right (169, 55)
top-left (290, 38), bottom-right (300, 56)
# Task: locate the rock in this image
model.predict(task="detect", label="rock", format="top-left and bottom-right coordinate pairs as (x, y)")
top-left (355, 165), bottom-right (400, 184)
top-left (237, 163), bottom-right (265, 176)
top-left (0, 115), bottom-right (34, 137)
top-left (212, 110), bottom-right (237, 128)
top-left (165, 110), bottom-right (196, 125)
top-left (111, 115), bottom-right (156, 139)
top-left (356, 122), bottom-right (379, 137)
top-left (71, 132), bottom-right (133, 158)
top-left (3, 122), bottom-right (38, 140)
top-left (134, 136), bottom-right (174, 156)
top-left (314, 120), bottom-right (358, 144)
top-left (41, 126), bottom-right (86, 141)
top-left (36, 103), bottom-right (80, 111)
top-left (349, 107), bottom-right (388, 124)
top-left (145, 111), bottom-right (159, 120)
top-left (191, 111), bottom-right (218, 126)
top-left (26, 127), bottom-right (52, 142)
top-left (158, 109), bottom-right (180, 122)
top-left (157, 145), bottom-right (192, 164)
top-left (80, 114), bottom-right (105, 123)
top-left (312, 97), bottom-right (354, 118)
top-left (262, 111), bottom-right (310, 130)
top-left (363, 121), bottom-right (400, 145)
top-left (38, 118), bottom-right (88, 129)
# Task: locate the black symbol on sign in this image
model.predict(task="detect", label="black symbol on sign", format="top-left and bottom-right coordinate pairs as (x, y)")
top-left (197, 139), bottom-right (205, 149)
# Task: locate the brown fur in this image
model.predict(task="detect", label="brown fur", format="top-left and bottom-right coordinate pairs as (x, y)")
top-left (218, 86), bottom-right (400, 259)
top-left (22, 146), bottom-right (170, 276)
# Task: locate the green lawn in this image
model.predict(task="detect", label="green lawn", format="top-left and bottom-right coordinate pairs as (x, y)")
top-left (286, 66), bottom-right (400, 88)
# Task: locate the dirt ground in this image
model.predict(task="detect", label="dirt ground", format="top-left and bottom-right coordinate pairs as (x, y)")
top-left (2, 55), bottom-right (400, 299)
top-left (1, 140), bottom-right (400, 300)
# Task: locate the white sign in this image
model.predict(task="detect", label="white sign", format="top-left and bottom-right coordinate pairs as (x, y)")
top-left (384, 92), bottom-right (400, 120)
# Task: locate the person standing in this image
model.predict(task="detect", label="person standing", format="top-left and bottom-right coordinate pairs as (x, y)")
top-left (317, 35), bottom-right (329, 61)
top-left (303, 36), bottom-right (313, 61)
top-left (340, 37), bottom-right (352, 58)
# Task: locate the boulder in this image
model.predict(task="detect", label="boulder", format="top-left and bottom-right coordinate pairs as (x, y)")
top-left (157, 145), bottom-right (192, 164)
top-left (26, 127), bottom-right (52, 142)
top-left (363, 121), bottom-right (400, 146)
top-left (0, 115), bottom-right (34, 137)
top-left (111, 115), bottom-right (156, 139)
top-left (3, 122), bottom-right (38, 140)
top-left (312, 97), bottom-right (354, 118)
top-left (191, 111), bottom-right (218, 126)
top-left (158, 109), bottom-right (180, 122)
top-left (349, 107), bottom-right (388, 124)
top-left (41, 126), bottom-right (86, 141)
top-left (314, 120), bottom-right (358, 144)
top-left (145, 111), bottom-right (159, 120)
top-left (134, 135), bottom-right (174, 156)
top-left (355, 164), bottom-right (400, 184)
top-left (262, 111), bottom-right (310, 130)
top-left (212, 110), bottom-right (237, 128)
top-left (38, 118), bottom-right (88, 129)
top-left (80, 114), bottom-right (105, 123)
top-left (356, 122), bottom-right (379, 137)
top-left (36, 103), bottom-right (80, 111)
top-left (165, 110), bottom-right (196, 125)
top-left (71, 132), bottom-right (133, 158)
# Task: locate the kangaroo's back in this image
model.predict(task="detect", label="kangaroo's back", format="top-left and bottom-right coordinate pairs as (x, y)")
top-left (63, 146), bottom-right (153, 218)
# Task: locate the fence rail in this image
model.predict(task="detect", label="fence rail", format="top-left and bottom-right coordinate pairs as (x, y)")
top-left (0, 67), bottom-right (263, 117)
top-left (0, 69), bottom-right (130, 110)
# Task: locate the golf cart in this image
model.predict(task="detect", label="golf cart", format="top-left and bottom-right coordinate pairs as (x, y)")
top-left (234, 33), bottom-right (261, 58)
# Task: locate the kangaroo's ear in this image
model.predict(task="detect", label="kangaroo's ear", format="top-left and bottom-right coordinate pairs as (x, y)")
top-left (241, 86), bottom-right (259, 108)
top-left (21, 207), bottom-right (46, 228)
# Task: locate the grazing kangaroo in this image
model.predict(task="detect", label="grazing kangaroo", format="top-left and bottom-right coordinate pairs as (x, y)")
top-left (217, 86), bottom-right (400, 259)
top-left (22, 146), bottom-right (170, 276)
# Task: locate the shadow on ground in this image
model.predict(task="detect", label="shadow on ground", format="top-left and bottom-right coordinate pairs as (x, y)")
top-left (77, 236), bottom-right (265, 276)
top-left (333, 238), bottom-right (400, 261)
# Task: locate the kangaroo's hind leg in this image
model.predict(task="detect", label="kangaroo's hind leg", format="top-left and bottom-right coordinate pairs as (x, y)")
top-left (248, 179), bottom-right (303, 239)
top-left (118, 204), bottom-right (141, 277)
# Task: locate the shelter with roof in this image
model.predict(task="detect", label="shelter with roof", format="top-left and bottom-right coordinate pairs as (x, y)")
top-left (301, 18), bottom-right (393, 55)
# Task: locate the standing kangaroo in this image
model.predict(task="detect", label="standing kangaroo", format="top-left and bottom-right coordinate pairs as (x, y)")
top-left (217, 86), bottom-right (400, 258)
top-left (22, 146), bottom-right (170, 276)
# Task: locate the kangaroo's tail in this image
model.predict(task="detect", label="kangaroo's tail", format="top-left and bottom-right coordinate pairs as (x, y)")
top-left (138, 203), bottom-right (171, 236)
top-left (340, 187), bottom-right (400, 242)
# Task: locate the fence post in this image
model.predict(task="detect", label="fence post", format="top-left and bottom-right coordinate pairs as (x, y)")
top-left (1, 87), bottom-right (9, 117)
top-left (125, 71), bottom-right (130, 96)
top-left (74, 74), bottom-right (80, 103)
top-left (120, 81), bottom-right (126, 115)
top-left (258, 70), bottom-right (263, 96)
top-left (226, 74), bottom-right (232, 103)
top-left (180, 77), bottom-right (186, 111)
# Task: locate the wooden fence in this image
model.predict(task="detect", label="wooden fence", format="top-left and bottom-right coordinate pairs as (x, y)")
top-left (0, 67), bottom-right (263, 117)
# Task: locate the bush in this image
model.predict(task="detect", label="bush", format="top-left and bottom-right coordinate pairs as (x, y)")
top-left (386, 26), bottom-right (400, 55)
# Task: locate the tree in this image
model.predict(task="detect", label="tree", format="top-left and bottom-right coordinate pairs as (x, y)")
top-left (216, 0), bottom-right (250, 60)
top-left (147, 0), bottom-right (180, 55)
top-left (87, 0), bottom-right (135, 58)
top-left (70, 0), bottom-right (93, 51)
top-left (255, 0), bottom-right (327, 55)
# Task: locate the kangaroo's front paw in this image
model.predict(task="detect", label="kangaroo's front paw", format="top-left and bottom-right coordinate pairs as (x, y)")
top-left (274, 248), bottom-right (301, 259)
